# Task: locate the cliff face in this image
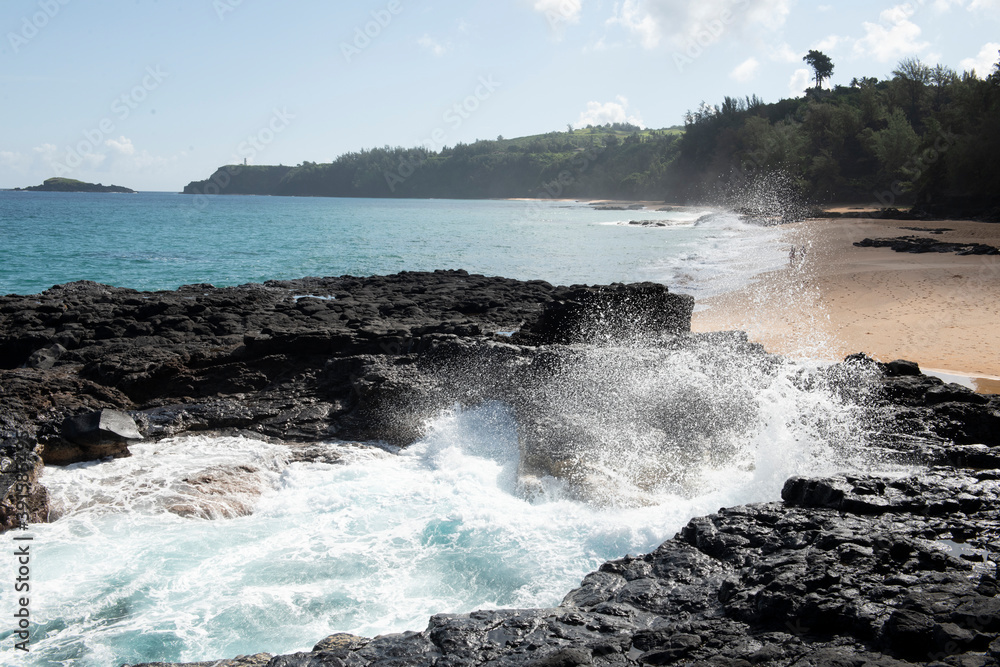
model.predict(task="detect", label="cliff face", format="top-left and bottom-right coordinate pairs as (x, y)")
top-left (181, 165), bottom-right (294, 196)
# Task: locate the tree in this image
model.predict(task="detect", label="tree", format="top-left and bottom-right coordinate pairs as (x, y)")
top-left (803, 50), bottom-right (834, 89)
top-left (891, 57), bottom-right (931, 126)
top-left (862, 108), bottom-right (920, 182)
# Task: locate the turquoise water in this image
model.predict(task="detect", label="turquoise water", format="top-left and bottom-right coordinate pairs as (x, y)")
top-left (0, 191), bottom-right (837, 666)
top-left (4, 379), bottom-right (884, 665)
top-left (0, 191), bottom-right (784, 297)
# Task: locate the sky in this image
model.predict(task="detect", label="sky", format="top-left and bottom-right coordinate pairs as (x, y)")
top-left (1, 0), bottom-right (998, 191)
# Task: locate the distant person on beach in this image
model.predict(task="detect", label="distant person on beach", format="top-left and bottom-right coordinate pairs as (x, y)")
top-left (789, 246), bottom-right (797, 265)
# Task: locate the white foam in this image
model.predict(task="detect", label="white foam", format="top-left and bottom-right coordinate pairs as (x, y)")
top-left (638, 210), bottom-right (788, 300)
top-left (5, 350), bottom-right (904, 666)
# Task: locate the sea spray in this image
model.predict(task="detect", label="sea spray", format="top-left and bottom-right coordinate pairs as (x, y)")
top-left (1, 341), bottom-right (905, 667)
top-left (511, 333), bottom-right (886, 507)
top-left (43, 436), bottom-right (291, 521)
top-left (648, 210), bottom-right (788, 299)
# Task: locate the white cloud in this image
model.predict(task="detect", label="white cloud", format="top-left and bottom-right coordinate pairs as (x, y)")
top-left (583, 36), bottom-right (611, 53)
top-left (533, 0), bottom-right (582, 25)
top-left (730, 57), bottom-right (761, 82)
top-left (960, 42), bottom-right (1000, 75)
top-left (789, 68), bottom-right (812, 96)
top-left (105, 136), bottom-right (136, 156)
top-left (0, 138), bottom-right (181, 187)
top-left (968, 0), bottom-right (1000, 13)
top-left (607, 0), bottom-right (660, 48)
top-left (854, 4), bottom-right (929, 63)
top-left (83, 153), bottom-right (107, 168)
top-left (814, 35), bottom-right (841, 51)
top-left (573, 96), bottom-right (645, 128)
top-left (418, 35), bottom-right (449, 57)
top-left (32, 143), bottom-right (59, 161)
top-left (769, 42), bottom-right (802, 63)
top-left (124, 149), bottom-right (176, 170)
top-left (745, 0), bottom-right (793, 30)
top-left (609, 0), bottom-right (792, 50)
top-left (0, 150), bottom-right (29, 172)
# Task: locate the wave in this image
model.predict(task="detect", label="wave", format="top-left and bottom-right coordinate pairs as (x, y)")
top-left (19, 336), bottom-right (906, 666)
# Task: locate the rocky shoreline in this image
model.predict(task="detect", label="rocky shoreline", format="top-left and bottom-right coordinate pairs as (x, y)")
top-left (1, 271), bottom-right (999, 666)
top-left (854, 236), bottom-right (1000, 256)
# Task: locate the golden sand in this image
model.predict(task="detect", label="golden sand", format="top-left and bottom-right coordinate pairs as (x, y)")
top-left (692, 217), bottom-right (1000, 392)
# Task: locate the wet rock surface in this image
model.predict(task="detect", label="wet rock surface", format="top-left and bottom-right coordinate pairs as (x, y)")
top-left (1, 272), bottom-right (998, 666)
top-left (0, 271), bottom-right (693, 517)
top-left (854, 236), bottom-right (1000, 255)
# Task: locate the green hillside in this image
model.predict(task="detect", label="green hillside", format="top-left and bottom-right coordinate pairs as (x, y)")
top-left (183, 52), bottom-right (1000, 218)
top-left (184, 123), bottom-right (685, 201)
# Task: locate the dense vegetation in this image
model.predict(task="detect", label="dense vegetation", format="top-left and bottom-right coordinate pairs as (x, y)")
top-left (185, 53), bottom-right (1000, 213)
top-left (676, 55), bottom-right (1000, 210)
top-left (183, 125), bottom-right (684, 200)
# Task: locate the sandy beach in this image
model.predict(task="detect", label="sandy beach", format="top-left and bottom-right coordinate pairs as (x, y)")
top-left (692, 216), bottom-right (1000, 392)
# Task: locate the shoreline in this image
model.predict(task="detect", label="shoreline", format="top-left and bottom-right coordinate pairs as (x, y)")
top-left (504, 197), bottom-right (675, 211)
top-left (3, 271), bottom-right (999, 665)
top-left (692, 216), bottom-right (1000, 392)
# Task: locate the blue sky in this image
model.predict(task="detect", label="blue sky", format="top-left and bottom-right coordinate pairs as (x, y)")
top-left (1, 0), bottom-right (998, 191)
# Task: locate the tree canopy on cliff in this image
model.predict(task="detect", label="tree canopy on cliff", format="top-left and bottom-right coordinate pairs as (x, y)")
top-left (184, 54), bottom-right (1000, 212)
top-left (184, 125), bottom-right (685, 201)
top-left (674, 54), bottom-right (1000, 209)
top-left (803, 50), bottom-right (834, 89)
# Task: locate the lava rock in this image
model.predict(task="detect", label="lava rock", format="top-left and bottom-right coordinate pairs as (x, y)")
top-left (854, 236), bottom-right (1000, 255)
top-left (514, 283), bottom-right (694, 345)
top-left (53, 408), bottom-right (141, 463)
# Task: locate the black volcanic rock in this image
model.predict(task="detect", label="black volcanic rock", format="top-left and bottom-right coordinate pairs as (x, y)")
top-left (129, 460), bottom-right (1000, 666)
top-left (0, 271), bottom-right (701, 504)
top-left (56, 408), bottom-right (141, 464)
top-left (854, 236), bottom-right (1000, 255)
top-left (513, 282), bottom-right (694, 346)
top-left (1, 272), bottom-right (998, 667)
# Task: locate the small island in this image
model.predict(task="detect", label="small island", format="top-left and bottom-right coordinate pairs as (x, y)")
top-left (15, 177), bottom-right (136, 193)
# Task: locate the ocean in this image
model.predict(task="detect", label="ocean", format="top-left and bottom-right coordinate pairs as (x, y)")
top-left (0, 192), bottom-right (890, 666)
top-left (0, 191), bottom-right (785, 298)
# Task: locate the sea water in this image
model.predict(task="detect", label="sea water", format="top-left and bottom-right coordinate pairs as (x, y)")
top-left (0, 192), bottom-right (783, 299)
top-left (4, 357), bottom-right (896, 666)
top-left (0, 192), bottom-right (866, 665)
